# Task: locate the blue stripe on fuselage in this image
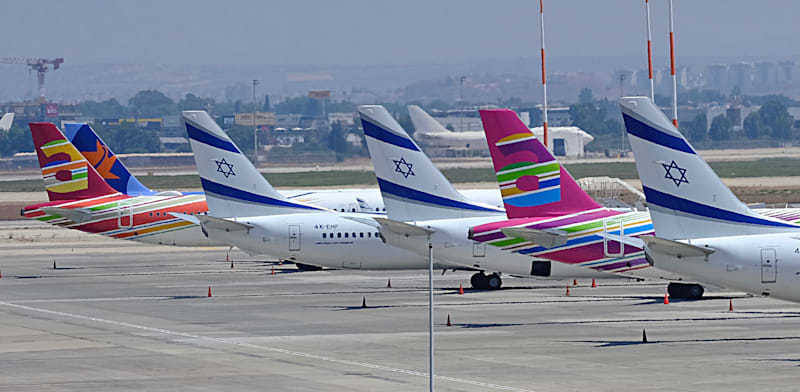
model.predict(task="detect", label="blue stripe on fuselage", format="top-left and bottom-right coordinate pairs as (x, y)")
top-left (201, 178), bottom-right (321, 210)
top-left (378, 178), bottom-right (502, 212)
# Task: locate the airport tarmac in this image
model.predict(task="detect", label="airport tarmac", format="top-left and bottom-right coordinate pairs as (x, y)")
top-left (2, 221), bottom-right (800, 391)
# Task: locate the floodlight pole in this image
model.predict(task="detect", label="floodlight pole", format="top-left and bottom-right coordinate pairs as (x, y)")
top-left (428, 237), bottom-right (434, 392)
top-left (253, 79), bottom-right (259, 158)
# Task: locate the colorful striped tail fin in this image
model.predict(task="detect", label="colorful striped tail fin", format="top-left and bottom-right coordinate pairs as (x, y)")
top-left (479, 109), bottom-right (602, 218)
top-left (62, 123), bottom-right (152, 195)
top-left (29, 122), bottom-right (118, 201)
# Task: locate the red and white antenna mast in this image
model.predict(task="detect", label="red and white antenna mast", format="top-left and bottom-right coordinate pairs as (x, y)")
top-left (668, 0), bottom-right (678, 127)
top-left (645, 0), bottom-right (655, 101)
top-left (538, 0), bottom-right (549, 147)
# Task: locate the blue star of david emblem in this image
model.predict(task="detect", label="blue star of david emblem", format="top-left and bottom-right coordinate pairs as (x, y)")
top-left (215, 158), bottom-right (235, 178)
top-left (662, 160), bottom-right (688, 187)
top-left (393, 157), bottom-right (415, 179)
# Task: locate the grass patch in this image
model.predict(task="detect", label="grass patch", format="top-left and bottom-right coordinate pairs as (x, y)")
top-left (3, 157), bottom-right (799, 192)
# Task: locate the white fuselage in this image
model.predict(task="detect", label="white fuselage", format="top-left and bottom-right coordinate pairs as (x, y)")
top-left (382, 217), bottom-right (614, 279)
top-left (201, 212), bottom-right (448, 270)
top-left (646, 232), bottom-right (800, 302)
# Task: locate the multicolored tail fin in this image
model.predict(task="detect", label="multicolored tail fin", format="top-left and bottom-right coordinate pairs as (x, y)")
top-left (182, 111), bottom-right (324, 218)
top-left (359, 105), bottom-right (503, 221)
top-left (62, 123), bottom-right (152, 195)
top-left (29, 122), bottom-right (118, 201)
top-left (479, 109), bottom-right (602, 218)
top-left (620, 97), bottom-right (800, 239)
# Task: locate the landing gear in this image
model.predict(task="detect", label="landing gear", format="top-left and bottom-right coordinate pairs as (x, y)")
top-left (295, 262), bottom-right (322, 271)
top-left (667, 282), bottom-right (704, 299)
top-left (470, 272), bottom-right (502, 290)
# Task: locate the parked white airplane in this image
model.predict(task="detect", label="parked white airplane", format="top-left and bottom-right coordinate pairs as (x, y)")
top-left (179, 110), bottom-right (471, 272)
top-left (621, 96), bottom-right (800, 302)
top-left (0, 113), bottom-right (14, 131)
top-left (358, 105), bottom-right (613, 289)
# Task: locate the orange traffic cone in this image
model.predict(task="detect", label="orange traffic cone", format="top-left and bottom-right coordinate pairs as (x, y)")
top-left (271, 265), bottom-right (275, 275)
top-left (0, 269), bottom-right (3, 279)
top-left (387, 278), bottom-right (392, 288)
top-left (565, 285), bottom-right (571, 296)
top-left (663, 292), bottom-right (669, 304)
top-left (591, 278), bottom-right (597, 288)
top-left (458, 284), bottom-right (464, 295)
top-left (446, 314), bottom-right (452, 327)
top-left (729, 299), bottom-right (734, 312)
top-left (207, 286), bottom-right (212, 297)
top-left (573, 279), bottom-right (578, 286)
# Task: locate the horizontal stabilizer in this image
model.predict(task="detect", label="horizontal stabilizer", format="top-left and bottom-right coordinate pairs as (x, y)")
top-left (169, 212), bottom-right (200, 225)
top-left (40, 207), bottom-right (93, 223)
top-left (501, 227), bottom-right (568, 249)
top-left (196, 215), bottom-right (254, 232)
top-left (374, 217), bottom-right (434, 236)
top-left (641, 235), bottom-right (715, 258)
top-left (341, 216), bottom-right (380, 228)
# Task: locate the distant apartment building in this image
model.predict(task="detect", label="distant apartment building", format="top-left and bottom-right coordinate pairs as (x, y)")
top-left (328, 112), bottom-right (356, 126)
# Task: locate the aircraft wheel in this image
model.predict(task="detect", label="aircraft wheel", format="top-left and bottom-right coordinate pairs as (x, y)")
top-left (668, 282), bottom-right (704, 299)
top-left (471, 272), bottom-right (489, 290)
top-left (486, 273), bottom-right (503, 290)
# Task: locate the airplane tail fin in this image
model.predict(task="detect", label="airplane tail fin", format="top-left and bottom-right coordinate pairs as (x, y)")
top-left (182, 111), bottom-right (323, 218)
top-left (359, 105), bottom-right (503, 221)
top-left (407, 105), bottom-right (451, 134)
top-left (0, 112), bottom-right (14, 131)
top-left (479, 109), bottom-right (602, 218)
top-left (29, 123), bottom-right (118, 201)
top-left (619, 96), bottom-right (800, 239)
top-left (62, 123), bottom-right (152, 195)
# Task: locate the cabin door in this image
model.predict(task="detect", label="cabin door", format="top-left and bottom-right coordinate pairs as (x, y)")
top-left (761, 248), bottom-right (777, 283)
top-left (117, 202), bottom-right (133, 229)
top-left (288, 225), bottom-right (301, 251)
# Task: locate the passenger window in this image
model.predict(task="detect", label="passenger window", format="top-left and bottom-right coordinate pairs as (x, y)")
top-left (375, 208), bottom-right (379, 211)
top-left (352, 232), bottom-right (356, 238)
top-left (344, 233), bottom-right (349, 238)
top-left (360, 232), bottom-right (364, 238)
top-left (337, 233), bottom-right (342, 238)
top-left (322, 233), bottom-right (326, 239)
top-left (368, 232), bottom-right (372, 238)
top-left (149, 212), bottom-right (153, 216)
top-left (351, 208), bottom-right (356, 212)
top-left (375, 232), bottom-right (380, 237)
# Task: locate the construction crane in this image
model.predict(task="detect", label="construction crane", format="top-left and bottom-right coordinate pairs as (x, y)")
top-left (0, 57), bottom-right (64, 103)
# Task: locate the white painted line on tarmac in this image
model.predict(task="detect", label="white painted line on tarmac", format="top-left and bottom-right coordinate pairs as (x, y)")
top-left (0, 301), bottom-right (534, 392)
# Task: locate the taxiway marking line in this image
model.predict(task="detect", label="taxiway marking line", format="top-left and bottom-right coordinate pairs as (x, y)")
top-left (0, 301), bottom-right (534, 392)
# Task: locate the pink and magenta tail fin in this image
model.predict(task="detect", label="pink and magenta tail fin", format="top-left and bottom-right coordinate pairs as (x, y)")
top-left (479, 109), bottom-right (602, 218)
top-left (29, 122), bottom-right (118, 201)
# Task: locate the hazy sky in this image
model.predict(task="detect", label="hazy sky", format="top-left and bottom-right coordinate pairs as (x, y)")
top-left (4, 0), bottom-right (800, 66)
